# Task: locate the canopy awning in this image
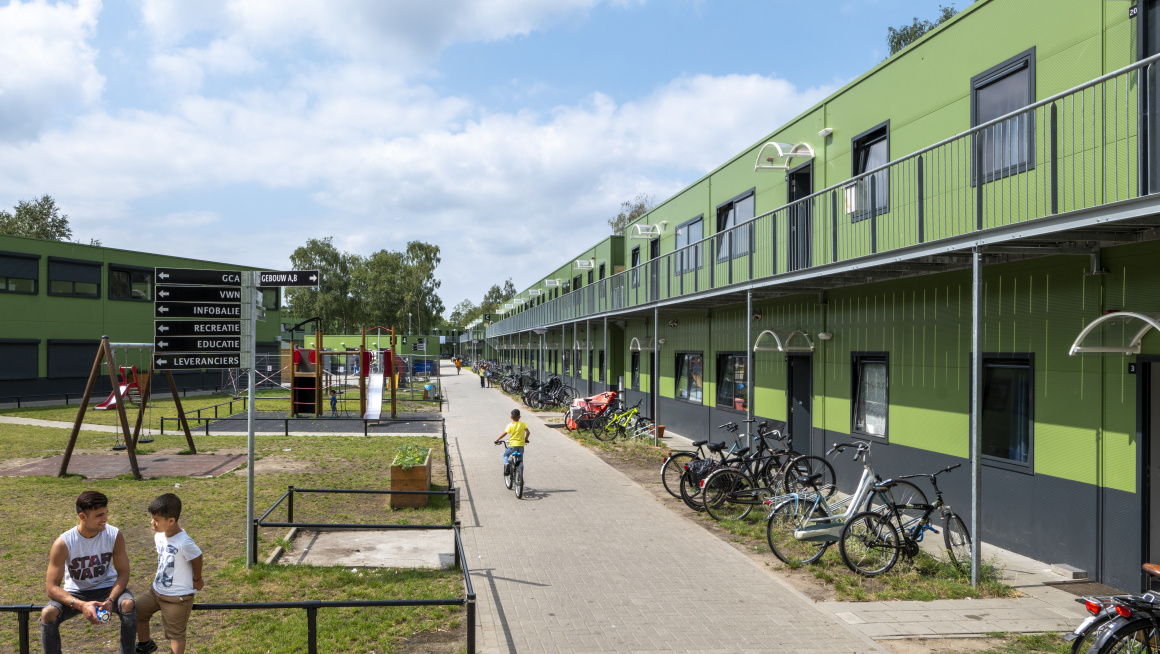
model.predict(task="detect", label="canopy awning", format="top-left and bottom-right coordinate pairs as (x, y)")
top-left (753, 329), bottom-right (815, 353)
top-left (574, 339), bottom-right (588, 349)
top-left (629, 337), bottom-right (655, 352)
top-left (1069, 311), bottom-right (1160, 356)
top-left (755, 142), bottom-right (815, 171)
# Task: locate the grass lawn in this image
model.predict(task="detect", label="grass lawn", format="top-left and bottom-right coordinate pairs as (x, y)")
top-left (0, 423), bottom-right (463, 654)
top-left (562, 424), bottom-right (1017, 602)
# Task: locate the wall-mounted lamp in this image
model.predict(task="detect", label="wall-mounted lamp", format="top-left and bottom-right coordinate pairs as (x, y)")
top-left (818, 127), bottom-right (833, 138)
top-left (818, 332), bottom-right (834, 341)
top-left (751, 311), bottom-right (762, 321)
top-left (667, 320), bottom-right (679, 328)
top-left (658, 338), bottom-right (667, 345)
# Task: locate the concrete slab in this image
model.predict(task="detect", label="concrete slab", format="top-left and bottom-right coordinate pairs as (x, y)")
top-left (0, 453), bottom-right (244, 479)
top-left (280, 529), bottom-right (455, 569)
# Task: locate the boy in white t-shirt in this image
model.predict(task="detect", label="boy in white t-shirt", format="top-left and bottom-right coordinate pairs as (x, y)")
top-left (134, 494), bottom-right (203, 654)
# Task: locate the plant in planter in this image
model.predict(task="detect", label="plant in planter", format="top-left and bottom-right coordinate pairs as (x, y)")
top-left (390, 443), bottom-right (432, 508)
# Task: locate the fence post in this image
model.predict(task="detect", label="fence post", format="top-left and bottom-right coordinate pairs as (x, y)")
top-left (917, 156), bottom-right (925, 243)
top-left (306, 606), bottom-right (318, 654)
top-left (1050, 102), bottom-right (1059, 214)
top-left (870, 183), bottom-right (878, 254)
top-left (250, 520), bottom-right (258, 566)
top-left (288, 485), bottom-right (294, 523)
top-left (18, 608), bottom-right (30, 654)
top-left (467, 593), bottom-right (476, 654)
top-left (831, 191), bottom-right (839, 262)
top-left (453, 521), bottom-right (461, 569)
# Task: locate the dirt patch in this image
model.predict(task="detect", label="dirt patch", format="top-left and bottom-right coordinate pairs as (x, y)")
top-left (881, 638), bottom-right (996, 654)
top-left (0, 457), bottom-right (42, 471)
top-left (1046, 579), bottom-right (1126, 595)
top-left (397, 619), bottom-right (466, 654)
top-left (231, 456), bottom-right (317, 475)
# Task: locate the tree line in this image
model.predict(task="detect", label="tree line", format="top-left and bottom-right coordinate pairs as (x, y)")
top-left (286, 237), bottom-right (445, 335)
top-left (0, 194), bottom-right (101, 245)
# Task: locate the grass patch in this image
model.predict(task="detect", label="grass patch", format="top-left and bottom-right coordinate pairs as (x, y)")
top-left (0, 422), bottom-right (460, 653)
top-left (978, 632), bottom-right (1069, 654)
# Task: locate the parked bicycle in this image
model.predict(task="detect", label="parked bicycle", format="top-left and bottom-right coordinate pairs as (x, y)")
top-left (837, 463), bottom-right (971, 576)
top-left (699, 422), bottom-right (802, 521)
top-left (1080, 565), bottom-right (1160, 653)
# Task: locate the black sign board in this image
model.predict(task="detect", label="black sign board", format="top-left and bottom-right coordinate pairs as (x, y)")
top-left (155, 303), bottom-right (242, 319)
top-left (155, 336), bottom-right (242, 352)
top-left (155, 268), bottom-right (241, 286)
top-left (1130, 362), bottom-right (1138, 374)
top-left (156, 321), bottom-right (241, 337)
top-left (1130, 5), bottom-right (1139, 19)
top-left (154, 354), bottom-right (241, 370)
top-left (259, 270), bottom-right (320, 287)
top-left (157, 285), bottom-right (243, 303)
top-left (484, 314), bottom-right (490, 321)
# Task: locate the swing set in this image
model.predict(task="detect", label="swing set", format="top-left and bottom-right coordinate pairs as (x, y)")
top-left (59, 336), bottom-right (197, 481)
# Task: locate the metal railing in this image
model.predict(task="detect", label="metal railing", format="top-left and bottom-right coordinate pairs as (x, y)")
top-left (488, 53), bottom-right (1160, 336)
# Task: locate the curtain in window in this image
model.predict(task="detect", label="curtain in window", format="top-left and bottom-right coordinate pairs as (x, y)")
top-left (854, 361), bottom-right (888, 436)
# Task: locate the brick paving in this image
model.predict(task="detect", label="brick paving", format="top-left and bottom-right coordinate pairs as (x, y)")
top-left (444, 365), bottom-right (883, 653)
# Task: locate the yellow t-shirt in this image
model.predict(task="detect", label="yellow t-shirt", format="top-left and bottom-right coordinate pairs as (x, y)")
top-left (505, 421), bottom-right (529, 447)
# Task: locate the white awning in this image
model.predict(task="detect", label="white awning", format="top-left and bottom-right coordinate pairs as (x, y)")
top-left (574, 339), bottom-right (588, 349)
top-left (629, 337), bottom-right (655, 352)
top-left (1069, 311), bottom-right (1160, 355)
top-left (753, 329), bottom-right (815, 353)
top-left (755, 142), bottom-right (815, 171)
top-left (630, 224), bottom-right (664, 239)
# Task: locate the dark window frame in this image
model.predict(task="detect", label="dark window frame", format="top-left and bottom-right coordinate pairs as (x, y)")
top-left (47, 339), bottom-right (101, 379)
top-left (573, 274), bottom-right (582, 290)
top-left (674, 214), bottom-right (704, 274)
top-left (714, 351), bottom-right (748, 412)
top-left (971, 47), bottom-right (1037, 186)
top-left (598, 263), bottom-right (605, 280)
top-left (47, 256), bottom-right (102, 299)
top-left (979, 352), bottom-right (1035, 473)
top-left (108, 263), bottom-right (154, 302)
top-left (630, 247), bottom-right (641, 287)
top-left (715, 189), bottom-right (756, 262)
top-left (0, 250), bottom-right (40, 295)
top-left (850, 120), bottom-right (890, 223)
top-left (0, 338), bottom-right (40, 380)
top-left (631, 351), bottom-right (641, 390)
top-left (851, 352), bottom-right (890, 440)
top-left (674, 351), bottom-right (705, 405)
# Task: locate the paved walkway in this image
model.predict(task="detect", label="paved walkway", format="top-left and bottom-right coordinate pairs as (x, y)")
top-left (444, 366), bottom-right (883, 653)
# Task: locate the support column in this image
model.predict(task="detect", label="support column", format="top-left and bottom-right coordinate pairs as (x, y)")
top-left (653, 308), bottom-right (660, 445)
top-left (585, 319), bottom-right (591, 395)
top-left (603, 316), bottom-right (609, 391)
top-left (970, 248), bottom-right (983, 586)
top-left (746, 290), bottom-right (753, 447)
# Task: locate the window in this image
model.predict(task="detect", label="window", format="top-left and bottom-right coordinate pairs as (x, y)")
top-left (587, 270), bottom-right (594, 285)
top-left (674, 216), bottom-right (703, 274)
top-left (675, 352), bottom-right (704, 404)
top-left (852, 353), bottom-right (889, 437)
top-left (262, 289), bottom-right (280, 310)
top-left (981, 356), bottom-right (1033, 465)
top-left (630, 247), bottom-right (641, 287)
top-left (0, 339), bottom-right (39, 380)
top-left (598, 263), bottom-right (606, 280)
top-left (47, 257), bottom-right (101, 298)
top-left (0, 251), bottom-right (40, 294)
top-left (972, 48), bottom-right (1035, 184)
top-left (48, 339), bottom-right (100, 378)
top-left (598, 350), bottom-right (605, 382)
top-left (573, 274), bottom-right (582, 290)
top-left (631, 351), bottom-right (640, 390)
top-left (851, 122), bottom-right (889, 221)
top-left (715, 352), bottom-right (747, 411)
top-left (716, 190), bottom-right (754, 261)
top-left (563, 348), bottom-right (570, 374)
top-left (109, 265), bottom-right (153, 301)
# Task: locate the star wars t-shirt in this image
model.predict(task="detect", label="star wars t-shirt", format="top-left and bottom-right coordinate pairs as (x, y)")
top-left (153, 530), bottom-right (203, 596)
top-left (61, 525), bottom-right (119, 593)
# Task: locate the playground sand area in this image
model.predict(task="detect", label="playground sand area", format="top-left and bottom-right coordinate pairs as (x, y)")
top-left (203, 410), bottom-right (443, 434)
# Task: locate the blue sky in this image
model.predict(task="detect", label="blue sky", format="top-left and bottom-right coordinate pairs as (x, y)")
top-left (0, 0), bottom-right (957, 314)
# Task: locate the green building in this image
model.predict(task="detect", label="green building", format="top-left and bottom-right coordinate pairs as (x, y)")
top-left (471, 0), bottom-right (1160, 590)
top-left (0, 234), bottom-right (285, 401)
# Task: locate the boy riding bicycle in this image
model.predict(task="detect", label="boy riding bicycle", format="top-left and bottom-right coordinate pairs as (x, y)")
top-left (494, 409), bottom-right (530, 472)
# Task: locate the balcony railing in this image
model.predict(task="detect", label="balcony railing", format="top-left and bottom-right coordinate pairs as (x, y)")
top-left (488, 52), bottom-right (1160, 337)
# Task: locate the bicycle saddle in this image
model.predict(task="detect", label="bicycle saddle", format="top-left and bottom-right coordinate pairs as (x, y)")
top-left (692, 440), bottom-right (709, 447)
top-left (1145, 563), bottom-right (1160, 579)
top-left (870, 480), bottom-right (897, 492)
top-left (707, 442), bottom-right (726, 452)
top-left (795, 472), bottom-right (824, 485)
top-left (732, 446), bottom-right (750, 457)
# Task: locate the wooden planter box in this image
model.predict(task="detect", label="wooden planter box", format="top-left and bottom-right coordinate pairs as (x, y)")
top-left (390, 448), bottom-right (432, 509)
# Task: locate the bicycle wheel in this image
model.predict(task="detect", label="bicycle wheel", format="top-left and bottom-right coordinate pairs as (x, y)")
top-left (838, 511), bottom-right (901, 577)
top-left (766, 498), bottom-right (831, 566)
top-left (863, 480), bottom-right (929, 529)
top-left (679, 470), bottom-right (706, 512)
top-left (1090, 619), bottom-right (1160, 654)
top-left (702, 469), bottom-right (756, 521)
top-left (592, 414), bottom-right (617, 441)
top-left (759, 451), bottom-right (800, 494)
top-left (943, 511), bottom-right (972, 573)
top-left (1068, 613), bottom-right (1116, 654)
top-left (781, 455), bottom-right (837, 499)
top-left (503, 462), bottom-right (513, 489)
top-left (514, 465), bottom-right (524, 499)
top-left (661, 452), bottom-right (696, 498)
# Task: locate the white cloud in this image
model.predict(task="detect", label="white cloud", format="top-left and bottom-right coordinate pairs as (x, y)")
top-left (0, 0), bottom-right (103, 141)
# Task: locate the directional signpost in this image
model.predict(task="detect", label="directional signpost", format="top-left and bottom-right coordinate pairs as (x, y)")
top-left (153, 268), bottom-right (242, 371)
top-left (258, 270), bottom-right (319, 287)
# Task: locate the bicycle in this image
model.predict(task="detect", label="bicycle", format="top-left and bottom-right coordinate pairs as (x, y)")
top-left (837, 463), bottom-right (970, 576)
top-left (764, 441), bottom-right (928, 566)
top-left (495, 438), bottom-right (525, 499)
top-left (1081, 568), bottom-right (1160, 653)
top-left (594, 399), bottom-right (643, 441)
top-left (699, 423), bottom-right (801, 521)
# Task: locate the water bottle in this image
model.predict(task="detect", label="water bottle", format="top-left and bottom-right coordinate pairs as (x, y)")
top-left (96, 608), bottom-right (111, 623)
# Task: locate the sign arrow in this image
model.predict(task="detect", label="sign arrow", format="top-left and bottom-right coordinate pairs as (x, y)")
top-left (156, 359), bottom-right (168, 366)
top-left (309, 274), bottom-right (317, 282)
top-left (158, 325), bottom-right (169, 333)
top-left (158, 272), bottom-right (169, 280)
top-left (158, 341), bottom-right (168, 348)
top-left (159, 290), bottom-right (169, 298)
top-left (158, 306), bottom-right (169, 313)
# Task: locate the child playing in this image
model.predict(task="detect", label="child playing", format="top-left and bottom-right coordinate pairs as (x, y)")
top-left (330, 388), bottom-right (338, 417)
top-left (134, 494), bottom-right (203, 654)
top-left (494, 409), bottom-right (530, 469)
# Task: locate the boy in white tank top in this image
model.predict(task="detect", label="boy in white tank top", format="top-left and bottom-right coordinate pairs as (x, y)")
top-left (41, 490), bottom-right (136, 654)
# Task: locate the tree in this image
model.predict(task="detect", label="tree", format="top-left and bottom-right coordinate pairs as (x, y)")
top-left (607, 193), bottom-right (656, 236)
top-left (286, 237), bottom-right (362, 334)
top-left (0, 195), bottom-right (73, 241)
top-left (449, 299), bottom-right (477, 327)
top-left (401, 241), bottom-right (443, 334)
top-left (887, 5), bottom-right (957, 56)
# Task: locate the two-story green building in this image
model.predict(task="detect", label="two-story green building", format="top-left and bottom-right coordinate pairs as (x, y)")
top-left (477, 0), bottom-right (1160, 591)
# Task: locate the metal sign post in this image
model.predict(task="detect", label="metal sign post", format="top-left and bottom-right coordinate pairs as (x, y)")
top-left (242, 272), bottom-right (259, 568)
